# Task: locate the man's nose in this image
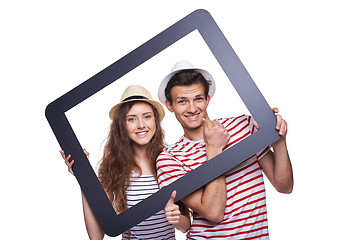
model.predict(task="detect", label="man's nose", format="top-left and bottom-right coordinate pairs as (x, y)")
top-left (188, 101), bottom-right (196, 113)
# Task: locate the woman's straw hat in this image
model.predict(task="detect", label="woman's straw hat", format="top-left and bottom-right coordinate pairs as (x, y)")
top-left (109, 85), bottom-right (165, 121)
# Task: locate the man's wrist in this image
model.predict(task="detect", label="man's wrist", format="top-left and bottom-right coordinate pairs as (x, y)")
top-left (272, 138), bottom-right (287, 151)
top-left (206, 146), bottom-right (223, 160)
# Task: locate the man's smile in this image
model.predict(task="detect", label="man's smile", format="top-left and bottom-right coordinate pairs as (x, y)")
top-left (184, 112), bottom-right (200, 120)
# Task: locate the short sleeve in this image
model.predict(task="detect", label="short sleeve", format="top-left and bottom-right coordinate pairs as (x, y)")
top-left (156, 151), bottom-right (188, 189)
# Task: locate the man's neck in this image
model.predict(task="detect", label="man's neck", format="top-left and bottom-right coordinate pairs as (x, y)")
top-left (184, 126), bottom-right (204, 141)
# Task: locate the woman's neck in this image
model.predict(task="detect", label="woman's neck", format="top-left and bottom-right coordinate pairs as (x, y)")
top-left (133, 144), bottom-right (154, 175)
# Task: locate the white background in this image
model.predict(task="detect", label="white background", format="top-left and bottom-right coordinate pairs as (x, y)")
top-left (1, 1), bottom-right (359, 239)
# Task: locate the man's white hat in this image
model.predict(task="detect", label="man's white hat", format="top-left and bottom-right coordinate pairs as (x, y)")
top-left (157, 60), bottom-right (216, 105)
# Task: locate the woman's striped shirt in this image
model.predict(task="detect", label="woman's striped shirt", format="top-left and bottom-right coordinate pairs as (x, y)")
top-left (156, 115), bottom-right (270, 240)
top-left (122, 174), bottom-right (175, 240)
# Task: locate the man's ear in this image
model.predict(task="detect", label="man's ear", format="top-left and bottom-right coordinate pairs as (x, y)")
top-left (165, 100), bottom-right (173, 112)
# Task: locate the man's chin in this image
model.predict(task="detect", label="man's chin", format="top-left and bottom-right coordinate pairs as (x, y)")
top-left (183, 121), bottom-right (203, 130)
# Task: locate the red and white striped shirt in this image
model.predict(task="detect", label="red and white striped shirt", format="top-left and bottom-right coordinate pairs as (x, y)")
top-left (156, 115), bottom-right (270, 240)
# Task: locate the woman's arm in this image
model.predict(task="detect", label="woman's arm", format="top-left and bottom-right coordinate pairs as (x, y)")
top-left (59, 149), bottom-right (105, 239)
top-left (81, 191), bottom-right (105, 240)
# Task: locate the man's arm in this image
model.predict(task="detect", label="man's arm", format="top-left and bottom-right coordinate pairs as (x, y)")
top-left (180, 119), bottom-right (229, 223)
top-left (258, 109), bottom-right (294, 193)
top-left (181, 175), bottom-right (226, 223)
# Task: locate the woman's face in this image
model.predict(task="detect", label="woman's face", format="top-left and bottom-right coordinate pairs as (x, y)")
top-left (125, 102), bottom-right (156, 147)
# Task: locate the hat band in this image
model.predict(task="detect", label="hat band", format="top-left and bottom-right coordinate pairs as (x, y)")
top-left (122, 95), bottom-right (149, 102)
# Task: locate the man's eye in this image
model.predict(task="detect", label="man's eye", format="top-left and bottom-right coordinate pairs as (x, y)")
top-left (178, 100), bottom-right (185, 104)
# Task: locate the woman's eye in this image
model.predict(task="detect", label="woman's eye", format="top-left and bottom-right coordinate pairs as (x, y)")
top-left (128, 118), bottom-right (135, 122)
top-left (144, 115), bottom-right (151, 119)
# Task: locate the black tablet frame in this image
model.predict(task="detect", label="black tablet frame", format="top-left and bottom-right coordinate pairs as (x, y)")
top-left (45, 9), bottom-right (280, 236)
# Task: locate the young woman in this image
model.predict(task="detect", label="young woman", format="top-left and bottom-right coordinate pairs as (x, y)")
top-left (60, 85), bottom-right (190, 239)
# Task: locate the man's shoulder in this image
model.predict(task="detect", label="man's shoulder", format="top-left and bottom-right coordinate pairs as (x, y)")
top-left (159, 136), bottom-right (205, 159)
top-left (217, 114), bottom-right (251, 127)
top-left (159, 137), bottom-right (186, 156)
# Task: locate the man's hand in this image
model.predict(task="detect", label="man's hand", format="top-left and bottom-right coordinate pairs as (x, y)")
top-left (202, 118), bottom-right (230, 160)
top-left (252, 107), bottom-right (287, 141)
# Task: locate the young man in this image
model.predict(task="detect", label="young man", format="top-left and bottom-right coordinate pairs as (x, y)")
top-left (156, 60), bottom-right (293, 239)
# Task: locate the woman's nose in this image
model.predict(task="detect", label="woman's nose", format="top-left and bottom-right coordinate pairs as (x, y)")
top-left (137, 118), bottom-right (145, 129)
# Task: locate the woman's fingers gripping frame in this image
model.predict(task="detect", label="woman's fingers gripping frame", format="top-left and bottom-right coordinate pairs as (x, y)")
top-left (59, 150), bottom-right (74, 175)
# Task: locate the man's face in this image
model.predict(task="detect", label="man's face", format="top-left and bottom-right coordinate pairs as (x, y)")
top-left (165, 82), bottom-right (210, 131)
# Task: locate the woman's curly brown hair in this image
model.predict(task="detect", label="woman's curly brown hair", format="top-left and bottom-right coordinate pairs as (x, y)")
top-left (97, 101), bottom-right (165, 214)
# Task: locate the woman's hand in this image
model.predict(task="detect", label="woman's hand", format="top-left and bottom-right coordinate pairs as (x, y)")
top-left (164, 190), bottom-right (181, 225)
top-left (59, 149), bottom-right (89, 176)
